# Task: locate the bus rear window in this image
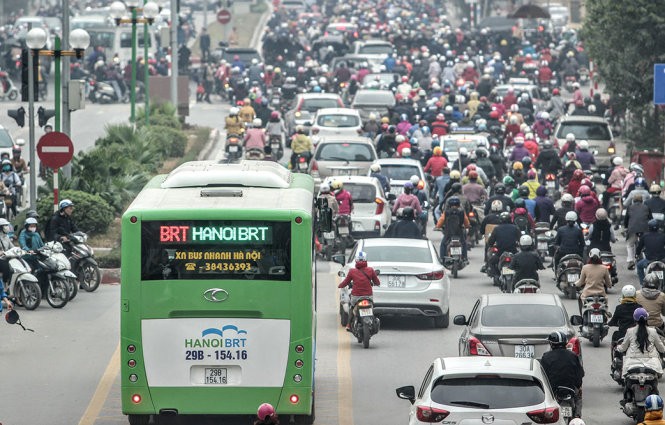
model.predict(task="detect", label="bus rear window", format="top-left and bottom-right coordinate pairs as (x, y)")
top-left (141, 221), bottom-right (292, 281)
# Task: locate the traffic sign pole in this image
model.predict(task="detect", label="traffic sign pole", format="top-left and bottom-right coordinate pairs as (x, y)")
top-left (53, 168), bottom-right (58, 212)
top-left (37, 131), bottom-right (74, 212)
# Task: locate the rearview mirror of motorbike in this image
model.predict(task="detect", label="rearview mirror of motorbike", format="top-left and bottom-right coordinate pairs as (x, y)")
top-left (375, 269), bottom-right (381, 275)
top-left (453, 315), bottom-right (467, 326)
top-left (337, 270), bottom-right (346, 278)
top-left (332, 254), bottom-right (346, 266)
top-left (570, 315), bottom-right (583, 326)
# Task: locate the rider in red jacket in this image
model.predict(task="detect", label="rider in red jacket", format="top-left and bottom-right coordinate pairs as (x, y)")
top-left (338, 251), bottom-right (381, 330)
top-left (333, 180), bottom-right (354, 215)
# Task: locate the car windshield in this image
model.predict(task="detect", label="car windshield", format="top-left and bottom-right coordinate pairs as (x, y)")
top-left (363, 74), bottom-right (395, 85)
top-left (316, 114), bottom-right (360, 128)
top-left (443, 139), bottom-right (479, 153)
top-left (352, 92), bottom-right (395, 106)
top-left (344, 183), bottom-right (377, 202)
top-left (431, 377), bottom-right (545, 409)
top-left (300, 98), bottom-right (340, 112)
top-left (380, 165), bottom-right (420, 181)
top-left (87, 30), bottom-right (115, 48)
top-left (316, 143), bottom-right (375, 161)
top-left (556, 122), bottom-right (611, 141)
top-left (120, 30), bottom-right (151, 48)
top-left (362, 245), bottom-right (432, 263)
top-left (481, 304), bottom-right (566, 327)
top-left (358, 45), bottom-right (392, 55)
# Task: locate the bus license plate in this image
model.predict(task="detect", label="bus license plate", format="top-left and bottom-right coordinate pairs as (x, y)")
top-left (358, 308), bottom-right (373, 317)
top-left (546, 181), bottom-right (555, 188)
top-left (561, 406), bottom-right (573, 417)
top-left (515, 345), bottom-right (535, 358)
top-left (538, 242), bottom-right (548, 250)
top-left (590, 314), bottom-right (604, 323)
top-left (204, 368), bottom-right (228, 384)
top-left (567, 273), bottom-right (579, 283)
top-left (228, 145), bottom-right (238, 153)
top-left (502, 267), bottom-right (515, 275)
top-left (388, 275), bottom-right (406, 288)
top-left (656, 271), bottom-right (664, 280)
top-left (450, 247), bottom-right (462, 255)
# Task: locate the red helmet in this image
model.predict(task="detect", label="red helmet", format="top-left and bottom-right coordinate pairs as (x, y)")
top-left (468, 170), bottom-right (479, 179)
top-left (578, 185), bottom-right (591, 196)
top-left (401, 75), bottom-right (409, 82)
top-left (270, 111), bottom-right (280, 119)
top-left (552, 88), bottom-right (560, 95)
top-left (436, 113), bottom-right (445, 121)
top-left (573, 169), bottom-right (585, 179)
top-left (257, 403), bottom-right (275, 421)
top-left (395, 93), bottom-right (404, 101)
top-left (489, 110), bottom-right (500, 119)
top-left (466, 164), bottom-right (477, 171)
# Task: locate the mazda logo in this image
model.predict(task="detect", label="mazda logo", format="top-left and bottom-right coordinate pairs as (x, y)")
top-left (482, 414), bottom-right (494, 424)
top-left (203, 288), bottom-right (229, 302)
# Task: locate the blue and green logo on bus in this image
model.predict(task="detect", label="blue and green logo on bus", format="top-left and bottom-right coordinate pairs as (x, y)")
top-left (184, 324), bottom-right (248, 348)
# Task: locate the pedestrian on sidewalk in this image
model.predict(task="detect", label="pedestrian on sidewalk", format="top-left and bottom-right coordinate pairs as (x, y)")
top-left (199, 28), bottom-right (211, 63)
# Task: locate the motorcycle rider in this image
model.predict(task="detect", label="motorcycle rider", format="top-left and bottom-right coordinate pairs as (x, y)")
top-left (1, 159), bottom-right (20, 217)
top-left (575, 185), bottom-right (600, 224)
top-left (318, 183), bottom-right (338, 218)
top-left (48, 199), bottom-right (79, 245)
top-left (392, 182), bottom-right (422, 217)
top-left (646, 184), bottom-right (665, 220)
top-left (540, 331), bottom-right (584, 418)
top-left (625, 194), bottom-right (652, 270)
top-left (623, 177), bottom-right (651, 207)
top-left (553, 211), bottom-right (585, 270)
top-left (587, 208), bottom-right (616, 253)
top-left (369, 163), bottom-right (390, 194)
top-left (603, 157), bottom-right (628, 210)
top-left (243, 118), bottom-right (267, 154)
top-left (10, 146), bottom-right (27, 176)
top-left (509, 235), bottom-right (544, 285)
top-left (547, 88), bottom-right (566, 121)
top-left (575, 140), bottom-right (595, 171)
top-left (19, 217), bottom-right (44, 255)
top-left (225, 107), bottom-right (244, 136)
top-left (522, 169), bottom-right (540, 199)
top-left (637, 273), bottom-right (665, 331)
top-left (483, 183), bottom-right (513, 215)
top-left (337, 251), bottom-right (380, 332)
top-left (534, 186), bottom-right (556, 223)
top-left (435, 196), bottom-right (470, 263)
top-left (574, 248), bottom-right (612, 315)
top-left (559, 133), bottom-right (578, 158)
top-left (609, 285), bottom-right (642, 341)
top-left (332, 180), bottom-right (353, 217)
top-left (487, 212), bottom-right (521, 274)
top-left (239, 98), bottom-right (256, 125)
top-left (290, 125), bottom-right (313, 170)
top-left (617, 308), bottom-right (665, 377)
top-left (462, 170), bottom-right (486, 205)
top-left (642, 395), bottom-right (665, 425)
top-left (0, 218), bottom-right (14, 283)
top-left (424, 147), bottom-right (448, 179)
top-left (384, 207), bottom-right (422, 239)
top-left (534, 140), bottom-right (561, 183)
top-left (265, 111), bottom-right (286, 145)
top-left (636, 219), bottom-right (665, 284)
top-left (551, 193), bottom-right (576, 229)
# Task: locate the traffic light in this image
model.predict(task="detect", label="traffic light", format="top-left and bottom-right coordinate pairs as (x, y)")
top-left (20, 49), bottom-right (39, 102)
top-left (7, 107), bottom-right (26, 128)
top-left (37, 106), bottom-right (56, 128)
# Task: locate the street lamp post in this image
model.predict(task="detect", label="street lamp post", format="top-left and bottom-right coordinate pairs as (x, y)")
top-left (109, 1), bottom-right (159, 124)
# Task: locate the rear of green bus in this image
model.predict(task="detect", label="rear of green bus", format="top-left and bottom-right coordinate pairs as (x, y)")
top-left (120, 162), bottom-right (316, 424)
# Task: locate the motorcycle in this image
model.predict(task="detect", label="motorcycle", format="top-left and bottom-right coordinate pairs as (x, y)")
top-left (544, 173), bottom-right (559, 201)
top-left (487, 246), bottom-right (501, 286)
top-left (534, 222), bottom-right (552, 259)
top-left (621, 366), bottom-right (659, 423)
top-left (443, 236), bottom-right (465, 278)
top-left (556, 254), bottom-right (583, 299)
top-left (554, 386), bottom-right (578, 424)
top-left (268, 134), bottom-right (284, 160)
top-left (35, 242), bottom-right (75, 308)
top-left (601, 251), bottom-right (618, 285)
top-left (67, 231), bottom-right (101, 292)
top-left (293, 152), bottom-right (311, 173)
top-left (578, 67), bottom-right (590, 86)
top-left (498, 251), bottom-right (514, 293)
top-left (512, 278), bottom-right (540, 293)
top-left (3, 247), bottom-right (41, 310)
top-left (245, 147), bottom-right (266, 160)
top-left (225, 134), bottom-right (243, 161)
top-left (645, 259), bottom-right (665, 290)
top-left (467, 206), bottom-right (482, 248)
top-left (348, 296), bottom-right (380, 349)
top-left (608, 193), bottom-right (622, 229)
top-left (579, 295), bottom-right (610, 347)
top-left (335, 214), bottom-right (354, 255)
top-left (88, 80), bottom-right (123, 104)
top-left (0, 72), bottom-right (19, 101)
top-left (611, 338), bottom-right (625, 385)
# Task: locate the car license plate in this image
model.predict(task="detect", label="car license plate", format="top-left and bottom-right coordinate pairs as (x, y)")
top-left (450, 247), bottom-right (462, 255)
top-left (204, 367), bottom-right (227, 384)
top-left (338, 226), bottom-right (349, 235)
top-left (561, 406), bottom-right (573, 417)
top-left (538, 242), bottom-right (548, 250)
top-left (352, 222), bottom-right (363, 231)
top-left (388, 275), bottom-right (406, 288)
top-left (390, 186), bottom-right (401, 195)
top-left (298, 162), bottom-right (308, 171)
top-left (228, 145), bottom-right (238, 153)
top-left (323, 231), bottom-right (335, 239)
top-left (590, 314), bottom-right (604, 323)
top-left (358, 307), bottom-right (373, 317)
top-left (567, 273), bottom-right (579, 283)
top-left (502, 267), bottom-right (515, 275)
top-left (546, 181), bottom-right (555, 188)
top-left (515, 345), bottom-right (535, 358)
top-left (656, 271), bottom-right (664, 280)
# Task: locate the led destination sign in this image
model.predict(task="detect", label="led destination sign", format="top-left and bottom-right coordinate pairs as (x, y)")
top-left (159, 225), bottom-right (272, 244)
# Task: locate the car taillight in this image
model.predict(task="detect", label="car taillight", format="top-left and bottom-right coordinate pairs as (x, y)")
top-left (416, 270), bottom-right (445, 280)
top-left (374, 220), bottom-right (381, 231)
top-left (566, 337), bottom-right (581, 356)
top-left (416, 406), bottom-right (450, 422)
top-left (373, 198), bottom-right (385, 215)
top-left (310, 159), bottom-right (318, 171)
top-left (469, 336), bottom-right (491, 356)
top-left (527, 407), bottom-right (559, 424)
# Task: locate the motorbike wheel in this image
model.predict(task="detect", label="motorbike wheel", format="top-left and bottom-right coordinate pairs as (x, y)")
top-left (452, 263), bottom-right (458, 279)
top-left (8, 90), bottom-right (17, 101)
top-left (46, 279), bottom-right (70, 308)
top-left (566, 285), bottom-right (577, 300)
top-left (339, 305), bottom-right (349, 327)
top-left (362, 320), bottom-right (371, 349)
top-left (18, 281), bottom-right (42, 310)
top-left (78, 263), bottom-right (101, 292)
top-left (636, 408), bottom-right (645, 424)
top-left (592, 327), bottom-right (601, 347)
top-left (324, 245), bottom-right (333, 262)
top-left (492, 276), bottom-right (501, 287)
top-left (65, 277), bottom-right (78, 301)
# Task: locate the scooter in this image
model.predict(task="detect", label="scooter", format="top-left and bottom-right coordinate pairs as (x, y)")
top-left (35, 242), bottom-right (77, 308)
top-left (0, 73), bottom-right (19, 101)
top-left (335, 214), bottom-right (354, 255)
top-left (443, 236), bottom-right (466, 278)
top-left (554, 386), bottom-right (578, 424)
top-left (579, 295), bottom-right (610, 347)
top-left (601, 251), bottom-right (618, 285)
top-left (225, 134), bottom-right (243, 161)
top-left (556, 254), bottom-right (584, 300)
top-left (348, 296), bottom-right (380, 349)
top-left (512, 278), bottom-right (540, 293)
top-left (67, 231), bottom-right (101, 292)
top-left (610, 337), bottom-right (625, 385)
top-left (608, 193), bottom-right (622, 228)
top-left (3, 247), bottom-right (41, 310)
top-left (544, 173), bottom-right (559, 201)
top-left (268, 134), bottom-right (284, 160)
top-left (245, 147), bottom-right (266, 160)
top-left (621, 366), bottom-right (659, 423)
top-left (645, 259), bottom-right (665, 290)
top-left (498, 251), bottom-right (514, 293)
top-left (534, 222), bottom-right (552, 259)
top-left (293, 152), bottom-right (311, 173)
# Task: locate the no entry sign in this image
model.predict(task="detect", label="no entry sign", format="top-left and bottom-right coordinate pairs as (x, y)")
top-left (217, 9), bottom-right (231, 25)
top-left (37, 131), bottom-right (74, 169)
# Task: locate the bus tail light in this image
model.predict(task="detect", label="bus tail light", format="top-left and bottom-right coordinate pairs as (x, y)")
top-left (295, 345), bottom-right (304, 353)
top-left (127, 345), bottom-right (136, 353)
top-left (132, 394), bottom-right (142, 404)
top-left (290, 394), bottom-right (299, 404)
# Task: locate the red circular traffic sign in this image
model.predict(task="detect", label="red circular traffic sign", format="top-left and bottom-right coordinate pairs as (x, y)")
top-left (37, 131), bottom-right (74, 169)
top-left (217, 9), bottom-right (231, 25)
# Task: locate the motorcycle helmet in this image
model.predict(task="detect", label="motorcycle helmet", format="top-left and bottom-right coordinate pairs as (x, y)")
top-left (5, 309), bottom-right (19, 324)
top-left (252, 118), bottom-right (262, 127)
top-left (542, 140), bottom-right (553, 149)
top-left (257, 403), bottom-right (276, 421)
top-left (468, 170), bottom-right (479, 180)
top-left (447, 196), bottom-right (461, 207)
top-left (622, 285), bottom-right (637, 298)
top-left (633, 307), bottom-right (649, 322)
top-left (519, 234), bottom-right (533, 248)
top-left (270, 111), bottom-right (280, 120)
top-left (569, 419), bottom-right (585, 425)
top-left (648, 219), bottom-right (660, 231)
top-left (25, 217), bottom-right (38, 228)
top-left (561, 193), bottom-right (574, 204)
top-left (578, 140), bottom-right (589, 150)
top-left (518, 186), bottom-right (529, 198)
top-left (331, 180), bottom-right (343, 190)
top-left (514, 198), bottom-right (525, 208)
top-left (450, 170), bottom-right (461, 180)
top-left (630, 163), bottom-right (644, 174)
top-left (595, 208), bottom-right (608, 220)
top-left (527, 169), bottom-right (537, 180)
top-left (612, 157), bottom-right (623, 166)
top-left (403, 181), bottom-right (414, 190)
top-left (491, 200), bottom-right (503, 212)
top-left (355, 251), bottom-right (367, 262)
top-left (59, 199), bottom-right (74, 210)
top-left (578, 185), bottom-right (591, 197)
top-left (410, 175), bottom-right (420, 185)
top-left (503, 176), bottom-right (515, 186)
top-left (650, 184), bottom-right (662, 195)
top-left (370, 163), bottom-right (381, 173)
top-left (512, 161), bottom-right (523, 171)
top-left (588, 248), bottom-right (601, 260)
top-left (566, 133), bottom-right (575, 142)
top-left (521, 156), bottom-right (532, 168)
top-left (229, 107), bottom-right (239, 116)
top-left (635, 177), bottom-right (647, 189)
top-left (459, 147), bottom-right (468, 156)
top-left (451, 182), bottom-right (462, 193)
top-left (402, 207), bottom-right (415, 220)
top-left (0, 218), bottom-right (9, 233)
top-left (565, 211), bottom-right (578, 222)
top-left (644, 273), bottom-right (661, 290)
top-left (495, 183), bottom-right (506, 195)
top-left (402, 147), bottom-right (412, 158)
top-left (547, 330), bottom-right (568, 348)
top-left (500, 212), bottom-right (511, 223)
top-left (646, 395), bottom-right (664, 412)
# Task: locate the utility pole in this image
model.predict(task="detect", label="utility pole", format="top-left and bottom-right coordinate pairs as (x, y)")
top-left (62, 0), bottom-right (72, 178)
top-left (170, 0), bottom-right (178, 109)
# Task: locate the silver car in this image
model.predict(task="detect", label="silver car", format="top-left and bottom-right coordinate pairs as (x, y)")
top-left (554, 115), bottom-right (619, 171)
top-left (396, 356), bottom-right (566, 425)
top-left (337, 238), bottom-right (451, 328)
top-left (309, 136), bottom-right (377, 188)
top-left (350, 89), bottom-right (396, 123)
top-left (284, 93), bottom-right (344, 135)
top-left (371, 158), bottom-right (429, 198)
top-left (454, 293), bottom-right (582, 361)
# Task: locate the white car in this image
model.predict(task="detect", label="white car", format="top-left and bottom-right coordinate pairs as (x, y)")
top-left (310, 108), bottom-right (362, 138)
top-left (321, 176), bottom-right (393, 237)
top-left (371, 158), bottom-right (428, 198)
top-left (336, 238), bottom-right (450, 328)
top-left (396, 356), bottom-right (566, 424)
top-left (440, 133), bottom-right (488, 165)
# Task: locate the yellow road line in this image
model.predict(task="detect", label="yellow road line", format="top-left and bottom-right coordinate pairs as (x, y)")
top-left (336, 282), bottom-right (354, 425)
top-left (79, 343), bottom-right (121, 425)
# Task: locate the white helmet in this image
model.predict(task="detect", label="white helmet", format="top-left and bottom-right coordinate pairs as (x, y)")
top-left (578, 140), bottom-right (589, 150)
top-left (320, 183), bottom-right (331, 193)
top-left (401, 147), bottom-right (412, 157)
top-left (0, 218), bottom-right (9, 227)
top-left (622, 285), bottom-right (637, 298)
top-left (410, 175), bottom-right (420, 185)
top-left (540, 111), bottom-right (549, 120)
top-left (519, 234), bottom-right (533, 247)
top-left (251, 58), bottom-right (258, 65)
top-left (612, 157), bottom-right (623, 166)
top-left (396, 135), bottom-right (406, 143)
top-left (459, 147), bottom-right (468, 156)
top-left (370, 163), bottom-right (381, 172)
top-left (589, 248), bottom-right (601, 259)
top-left (569, 419), bottom-right (585, 425)
top-left (566, 133), bottom-right (575, 142)
top-left (355, 251), bottom-right (367, 261)
top-left (561, 193), bottom-right (574, 203)
top-left (252, 118), bottom-right (262, 127)
top-left (229, 107), bottom-right (239, 116)
top-left (491, 200), bottom-right (503, 212)
top-left (565, 211), bottom-right (578, 222)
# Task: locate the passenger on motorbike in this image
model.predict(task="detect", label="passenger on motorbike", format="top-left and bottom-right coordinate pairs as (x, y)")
top-left (332, 180), bottom-right (353, 216)
top-left (642, 395), bottom-right (665, 425)
top-left (575, 185), bottom-right (600, 224)
top-left (0, 218), bottom-right (14, 283)
top-left (369, 164), bottom-right (390, 194)
top-left (566, 169), bottom-right (585, 198)
top-left (509, 235), bottom-right (544, 283)
top-left (574, 248), bottom-right (612, 314)
top-left (540, 331), bottom-right (584, 417)
top-left (337, 251), bottom-right (380, 331)
top-left (637, 273), bottom-right (665, 331)
top-left (534, 186), bottom-right (556, 222)
top-left (484, 183), bottom-right (514, 214)
top-left (393, 182), bottom-right (422, 216)
top-left (553, 211), bottom-right (585, 270)
top-left (559, 133), bottom-right (578, 158)
top-left (225, 107), bottom-right (244, 135)
top-left (587, 208), bottom-right (615, 253)
top-left (609, 285), bottom-right (642, 342)
top-left (617, 308), bottom-right (665, 377)
top-left (551, 193), bottom-right (576, 229)
top-left (487, 212), bottom-right (521, 271)
top-left (436, 196), bottom-right (470, 263)
top-left (636, 219), bottom-right (665, 284)
top-left (290, 125), bottom-right (313, 170)
top-left (384, 207), bottom-right (422, 239)
top-left (244, 118), bottom-right (267, 153)
top-left (626, 194), bottom-right (653, 270)
top-left (603, 157), bottom-right (628, 209)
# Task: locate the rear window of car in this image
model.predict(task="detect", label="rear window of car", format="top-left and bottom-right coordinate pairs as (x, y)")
top-left (316, 114), bottom-right (360, 128)
top-left (443, 139), bottom-right (479, 153)
top-left (556, 122), bottom-right (611, 141)
top-left (358, 45), bottom-right (392, 55)
top-left (431, 377), bottom-right (545, 409)
top-left (362, 246), bottom-right (432, 263)
top-left (0, 130), bottom-right (14, 148)
top-left (300, 98), bottom-right (341, 112)
top-left (344, 183), bottom-right (377, 202)
top-left (380, 165), bottom-right (420, 181)
top-left (352, 92), bottom-right (395, 106)
top-left (316, 143), bottom-right (375, 161)
top-left (481, 305), bottom-right (565, 327)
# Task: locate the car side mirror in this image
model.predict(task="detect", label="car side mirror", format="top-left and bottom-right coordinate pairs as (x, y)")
top-left (395, 385), bottom-right (416, 404)
top-left (453, 315), bottom-right (467, 326)
top-left (570, 315), bottom-right (583, 326)
top-left (332, 254), bottom-right (346, 266)
top-left (375, 269), bottom-right (381, 275)
top-left (387, 193), bottom-right (396, 201)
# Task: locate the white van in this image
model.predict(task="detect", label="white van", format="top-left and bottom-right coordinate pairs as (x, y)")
top-left (85, 25), bottom-right (158, 65)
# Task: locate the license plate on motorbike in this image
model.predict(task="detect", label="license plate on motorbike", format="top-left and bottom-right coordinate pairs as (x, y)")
top-left (590, 314), bottom-right (604, 323)
top-left (450, 247), bottom-right (462, 255)
top-left (502, 267), bottom-right (515, 275)
top-left (338, 226), bottom-right (349, 235)
top-left (388, 275), bottom-right (406, 288)
top-left (514, 345), bottom-right (535, 358)
top-left (546, 181), bottom-right (555, 188)
top-left (204, 368), bottom-right (228, 385)
top-left (298, 162), bottom-right (308, 171)
top-left (323, 231), bottom-right (335, 239)
top-left (538, 242), bottom-right (548, 250)
top-left (567, 273), bottom-right (579, 283)
top-left (358, 308), bottom-right (373, 317)
top-left (656, 271), bottom-right (664, 280)
top-left (228, 145), bottom-right (238, 153)
top-left (271, 143), bottom-right (280, 150)
top-left (561, 406), bottom-right (573, 417)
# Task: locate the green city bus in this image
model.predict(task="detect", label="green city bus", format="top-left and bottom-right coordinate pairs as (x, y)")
top-left (120, 161), bottom-right (316, 425)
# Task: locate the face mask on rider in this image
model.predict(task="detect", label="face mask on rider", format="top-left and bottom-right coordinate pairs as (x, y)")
top-left (1, 225), bottom-right (9, 233)
top-left (2, 166), bottom-right (11, 172)
top-left (28, 226), bottom-right (37, 233)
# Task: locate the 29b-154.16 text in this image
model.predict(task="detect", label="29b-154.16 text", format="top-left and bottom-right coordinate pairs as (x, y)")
top-left (185, 350), bottom-right (249, 360)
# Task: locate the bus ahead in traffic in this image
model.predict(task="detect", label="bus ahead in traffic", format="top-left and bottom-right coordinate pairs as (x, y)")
top-left (120, 161), bottom-right (316, 425)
